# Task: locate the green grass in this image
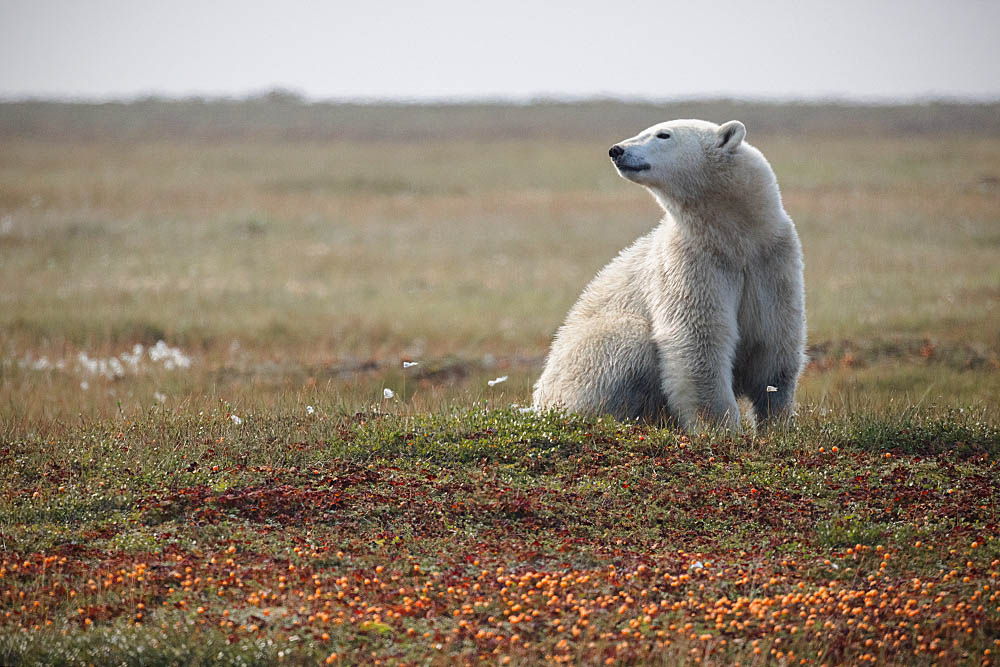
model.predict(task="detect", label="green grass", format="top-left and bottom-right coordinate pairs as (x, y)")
top-left (1, 99), bottom-right (999, 664)
top-left (1, 407), bottom-right (998, 664)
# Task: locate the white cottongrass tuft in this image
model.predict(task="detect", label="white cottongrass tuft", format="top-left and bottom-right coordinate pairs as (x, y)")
top-left (26, 355), bottom-right (51, 371)
top-left (230, 414), bottom-right (244, 426)
top-left (120, 344), bottom-right (143, 371)
top-left (402, 361), bottom-right (419, 369)
top-left (383, 388), bottom-right (395, 399)
top-left (487, 376), bottom-right (508, 387)
top-left (766, 385), bottom-right (778, 393)
top-left (149, 340), bottom-right (192, 370)
top-left (306, 405), bottom-right (315, 415)
top-left (76, 351), bottom-right (125, 379)
top-left (121, 344), bottom-right (145, 372)
top-left (18, 340), bottom-right (193, 379)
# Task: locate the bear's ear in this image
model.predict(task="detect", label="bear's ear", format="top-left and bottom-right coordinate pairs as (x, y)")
top-left (716, 120), bottom-right (746, 152)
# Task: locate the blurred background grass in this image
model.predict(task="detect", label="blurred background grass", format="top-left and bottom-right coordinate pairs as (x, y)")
top-left (2, 98), bottom-right (998, 424)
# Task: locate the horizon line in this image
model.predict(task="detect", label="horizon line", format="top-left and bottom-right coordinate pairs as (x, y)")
top-left (3, 90), bottom-right (1000, 107)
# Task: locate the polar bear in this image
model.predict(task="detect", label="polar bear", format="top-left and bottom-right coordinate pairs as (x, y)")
top-left (532, 119), bottom-right (806, 431)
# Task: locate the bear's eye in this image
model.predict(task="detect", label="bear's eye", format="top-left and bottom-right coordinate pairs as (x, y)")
top-left (656, 132), bottom-right (672, 139)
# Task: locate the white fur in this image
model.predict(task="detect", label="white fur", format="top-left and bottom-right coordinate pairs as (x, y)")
top-left (533, 119), bottom-right (806, 431)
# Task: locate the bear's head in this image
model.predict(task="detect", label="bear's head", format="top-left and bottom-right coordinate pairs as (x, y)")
top-left (609, 119), bottom-right (768, 210)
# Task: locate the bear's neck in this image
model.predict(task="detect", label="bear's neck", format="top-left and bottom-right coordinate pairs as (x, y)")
top-left (656, 159), bottom-right (784, 219)
top-left (652, 185), bottom-right (786, 260)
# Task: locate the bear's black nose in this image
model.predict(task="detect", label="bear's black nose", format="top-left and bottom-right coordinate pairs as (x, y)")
top-left (608, 145), bottom-right (624, 159)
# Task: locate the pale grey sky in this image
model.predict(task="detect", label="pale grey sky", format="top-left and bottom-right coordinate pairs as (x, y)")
top-left (2, 0), bottom-right (999, 101)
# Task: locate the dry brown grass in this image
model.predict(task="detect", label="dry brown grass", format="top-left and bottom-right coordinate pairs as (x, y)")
top-left (1, 102), bottom-right (999, 425)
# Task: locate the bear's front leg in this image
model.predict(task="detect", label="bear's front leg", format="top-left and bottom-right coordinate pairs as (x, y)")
top-left (747, 365), bottom-right (798, 425)
top-left (671, 370), bottom-right (742, 433)
top-left (737, 247), bottom-right (807, 426)
top-left (653, 300), bottom-right (742, 433)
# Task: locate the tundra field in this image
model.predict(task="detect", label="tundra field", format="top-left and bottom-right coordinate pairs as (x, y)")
top-left (1, 99), bottom-right (999, 664)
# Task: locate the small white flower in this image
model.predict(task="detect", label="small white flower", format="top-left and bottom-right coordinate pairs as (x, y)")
top-left (80, 380), bottom-right (89, 390)
top-left (230, 414), bottom-right (243, 425)
top-left (766, 385), bottom-right (778, 393)
top-left (487, 375), bottom-right (508, 387)
top-left (518, 406), bottom-right (536, 414)
top-left (305, 405), bottom-right (315, 415)
top-left (153, 391), bottom-right (167, 403)
top-left (383, 388), bottom-right (395, 399)
top-left (402, 361), bottom-right (419, 369)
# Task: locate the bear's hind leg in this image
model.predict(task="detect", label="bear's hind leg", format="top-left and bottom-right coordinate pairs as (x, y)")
top-left (533, 318), bottom-right (667, 421)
